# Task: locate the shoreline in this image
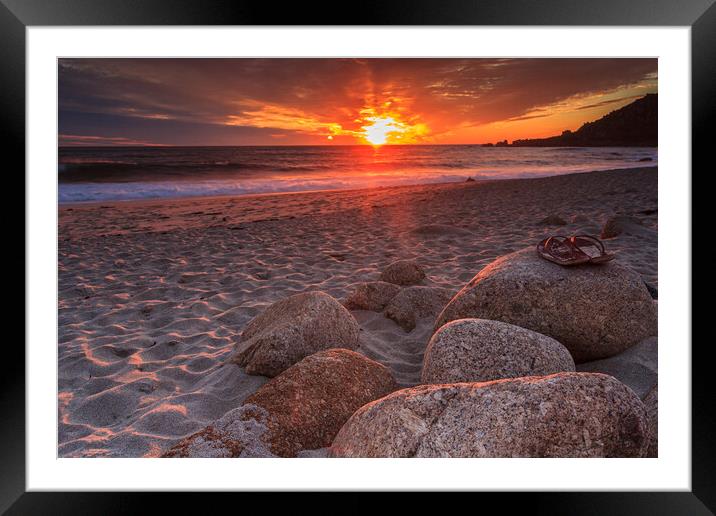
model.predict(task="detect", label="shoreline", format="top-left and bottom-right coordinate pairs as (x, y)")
top-left (58, 165), bottom-right (657, 210)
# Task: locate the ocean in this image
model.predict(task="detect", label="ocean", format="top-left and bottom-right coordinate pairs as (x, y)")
top-left (58, 145), bottom-right (657, 203)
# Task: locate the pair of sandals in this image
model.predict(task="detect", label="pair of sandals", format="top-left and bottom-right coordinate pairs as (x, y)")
top-left (537, 234), bottom-right (615, 266)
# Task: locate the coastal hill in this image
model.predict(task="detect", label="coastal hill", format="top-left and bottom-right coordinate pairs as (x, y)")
top-left (509, 94), bottom-right (657, 147)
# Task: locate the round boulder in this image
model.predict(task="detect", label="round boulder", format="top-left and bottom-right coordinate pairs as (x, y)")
top-left (330, 372), bottom-right (649, 458)
top-left (422, 318), bottom-right (575, 384)
top-left (384, 286), bottom-right (453, 332)
top-left (231, 291), bottom-right (360, 377)
top-left (379, 259), bottom-right (426, 286)
top-left (165, 349), bottom-right (398, 457)
top-left (434, 247), bottom-right (657, 362)
top-left (344, 281), bottom-right (401, 311)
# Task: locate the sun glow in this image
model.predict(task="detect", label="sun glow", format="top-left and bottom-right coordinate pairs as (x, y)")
top-left (359, 114), bottom-right (428, 146)
top-left (361, 116), bottom-right (403, 145)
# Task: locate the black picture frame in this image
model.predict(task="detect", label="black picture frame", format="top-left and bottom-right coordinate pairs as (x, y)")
top-left (3, 0), bottom-right (711, 512)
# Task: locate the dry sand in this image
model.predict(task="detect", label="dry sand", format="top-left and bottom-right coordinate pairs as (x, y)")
top-left (58, 167), bottom-right (658, 457)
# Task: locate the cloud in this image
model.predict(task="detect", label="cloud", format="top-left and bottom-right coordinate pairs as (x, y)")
top-left (58, 134), bottom-right (166, 146)
top-left (224, 101), bottom-right (343, 136)
top-left (58, 58), bottom-right (657, 145)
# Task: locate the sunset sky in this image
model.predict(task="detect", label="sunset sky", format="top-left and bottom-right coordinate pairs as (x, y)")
top-left (59, 58), bottom-right (657, 147)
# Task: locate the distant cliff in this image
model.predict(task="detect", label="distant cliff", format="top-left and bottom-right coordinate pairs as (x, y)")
top-left (510, 94), bottom-right (657, 147)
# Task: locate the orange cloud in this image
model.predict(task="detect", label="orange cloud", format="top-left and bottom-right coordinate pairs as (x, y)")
top-left (225, 101), bottom-right (343, 137)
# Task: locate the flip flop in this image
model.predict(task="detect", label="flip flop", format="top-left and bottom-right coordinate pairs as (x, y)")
top-left (569, 235), bottom-right (616, 264)
top-left (536, 235), bottom-right (591, 266)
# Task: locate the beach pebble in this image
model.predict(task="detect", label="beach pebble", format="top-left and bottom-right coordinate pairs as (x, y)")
top-left (422, 318), bottom-right (575, 384)
top-left (384, 286), bottom-right (453, 332)
top-left (538, 214), bottom-right (567, 226)
top-left (601, 214), bottom-right (650, 239)
top-left (164, 349), bottom-right (397, 457)
top-left (231, 291), bottom-right (360, 377)
top-left (330, 372), bottom-right (649, 458)
top-left (379, 259), bottom-right (427, 286)
top-left (577, 336), bottom-right (657, 398)
top-left (344, 281), bottom-right (402, 311)
top-left (643, 383), bottom-right (658, 457)
top-left (434, 247), bottom-right (657, 362)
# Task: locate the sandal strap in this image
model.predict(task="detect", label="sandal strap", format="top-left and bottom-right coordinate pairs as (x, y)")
top-left (546, 235), bottom-right (585, 261)
top-left (570, 234), bottom-right (606, 257)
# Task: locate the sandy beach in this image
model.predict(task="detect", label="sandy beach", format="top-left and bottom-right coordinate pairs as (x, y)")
top-left (58, 166), bottom-right (658, 458)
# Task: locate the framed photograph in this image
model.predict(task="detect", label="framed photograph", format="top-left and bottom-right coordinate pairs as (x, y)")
top-left (6, 0), bottom-right (711, 511)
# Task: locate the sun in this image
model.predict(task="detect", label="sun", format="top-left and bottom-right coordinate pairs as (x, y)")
top-left (361, 116), bottom-right (404, 146)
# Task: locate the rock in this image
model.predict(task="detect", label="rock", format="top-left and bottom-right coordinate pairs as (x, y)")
top-left (577, 336), bottom-right (657, 398)
top-left (435, 247), bottom-right (657, 362)
top-left (162, 404), bottom-right (278, 458)
top-left (230, 291), bottom-right (360, 377)
top-left (465, 177), bottom-right (476, 182)
top-left (643, 384), bottom-right (658, 457)
top-left (384, 286), bottom-right (453, 332)
top-left (343, 281), bottom-right (401, 311)
top-left (538, 214), bottom-right (567, 226)
top-left (601, 215), bottom-right (650, 239)
top-left (379, 259), bottom-right (426, 286)
top-left (409, 224), bottom-right (474, 238)
top-left (296, 447), bottom-right (330, 458)
top-left (422, 318), bottom-right (575, 384)
top-left (165, 349), bottom-right (398, 457)
top-left (330, 372), bottom-right (648, 458)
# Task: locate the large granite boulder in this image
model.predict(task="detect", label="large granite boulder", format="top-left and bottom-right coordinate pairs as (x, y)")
top-left (643, 384), bottom-right (658, 458)
top-left (379, 259), bottom-right (426, 286)
top-left (165, 349), bottom-right (397, 457)
top-left (231, 291), bottom-right (360, 377)
top-left (384, 286), bottom-right (452, 332)
top-left (344, 281), bottom-right (401, 311)
top-left (434, 247), bottom-right (657, 362)
top-left (422, 318), bottom-right (575, 384)
top-left (577, 336), bottom-right (657, 398)
top-left (330, 372), bottom-right (649, 458)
